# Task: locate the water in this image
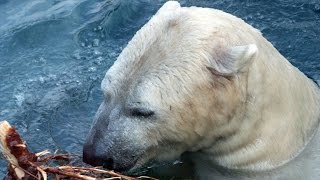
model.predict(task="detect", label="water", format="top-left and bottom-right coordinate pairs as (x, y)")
top-left (0, 0), bottom-right (319, 178)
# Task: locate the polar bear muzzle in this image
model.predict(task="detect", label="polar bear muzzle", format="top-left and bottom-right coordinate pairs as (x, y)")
top-left (83, 134), bottom-right (140, 171)
top-left (82, 102), bottom-right (150, 171)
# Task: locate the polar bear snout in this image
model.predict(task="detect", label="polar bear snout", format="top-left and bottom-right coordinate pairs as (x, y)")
top-left (83, 142), bottom-right (108, 167)
top-left (83, 130), bottom-right (140, 171)
top-left (83, 103), bottom-right (147, 171)
top-left (83, 145), bottom-right (137, 171)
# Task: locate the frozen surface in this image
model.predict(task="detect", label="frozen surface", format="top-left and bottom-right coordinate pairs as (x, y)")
top-left (0, 0), bottom-right (320, 177)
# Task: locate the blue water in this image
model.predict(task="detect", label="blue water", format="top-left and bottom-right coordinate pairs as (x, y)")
top-left (0, 0), bottom-right (319, 178)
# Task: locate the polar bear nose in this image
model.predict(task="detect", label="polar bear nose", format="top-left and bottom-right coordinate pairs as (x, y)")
top-left (83, 142), bottom-right (136, 172)
top-left (83, 144), bottom-right (107, 167)
top-left (83, 144), bottom-right (118, 170)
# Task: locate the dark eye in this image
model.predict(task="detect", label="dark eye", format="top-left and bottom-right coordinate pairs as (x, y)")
top-left (103, 91), bottom-right (112, 103)
top-left (130, 108), bottom-right (155, 118)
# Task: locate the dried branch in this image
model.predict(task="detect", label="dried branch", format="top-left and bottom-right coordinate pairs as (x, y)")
top-left (0, 120), bottom-right (157, 180)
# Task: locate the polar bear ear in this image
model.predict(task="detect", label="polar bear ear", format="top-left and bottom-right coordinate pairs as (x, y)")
top-left (210, 44), bottom-right (258, 76)
top-left (157, 1), bottom-right (181, 14)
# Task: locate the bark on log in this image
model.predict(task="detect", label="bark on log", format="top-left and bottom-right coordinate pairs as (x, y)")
top-left (0, 120), bottom-right (157, 180)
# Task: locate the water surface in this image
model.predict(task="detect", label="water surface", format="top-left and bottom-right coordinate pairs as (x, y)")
top-left (0, 0), bottom-right (319, 178)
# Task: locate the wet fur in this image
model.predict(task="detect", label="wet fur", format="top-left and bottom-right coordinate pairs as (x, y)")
top-left (84, 1), bottom-right (320, 179)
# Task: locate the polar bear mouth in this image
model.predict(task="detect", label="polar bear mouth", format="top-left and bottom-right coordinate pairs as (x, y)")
top-left (127, 158), bottom-right (184, 176)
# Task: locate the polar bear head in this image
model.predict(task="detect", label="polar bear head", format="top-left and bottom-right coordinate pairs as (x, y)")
top-left (83, 1), bottom-right (260, 172)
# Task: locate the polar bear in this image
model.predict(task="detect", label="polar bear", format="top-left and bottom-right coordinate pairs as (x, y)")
top-left (83, 1), bottom-right (320, 179)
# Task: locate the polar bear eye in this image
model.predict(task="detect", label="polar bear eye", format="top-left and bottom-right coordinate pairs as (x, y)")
top-left (103, 91), bottom-right (112, 102)
top-left (130, 108), bottom-right (155, 118)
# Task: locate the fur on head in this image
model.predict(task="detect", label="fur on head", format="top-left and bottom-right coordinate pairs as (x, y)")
top-left (83, 1), bottom-right (263, 172)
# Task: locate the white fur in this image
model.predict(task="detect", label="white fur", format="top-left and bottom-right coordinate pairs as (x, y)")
top-left (98, 1), bottom-right (320, 179)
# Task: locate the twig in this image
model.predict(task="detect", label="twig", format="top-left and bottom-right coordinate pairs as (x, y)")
top-left (11, 163), bottom-right (39, 179)
top-left (138, 176), bottom-right (159, 180)
top-left (36, 166), bottom-right (48, 180)
top-left (69, 167), bottom-right (137, 179)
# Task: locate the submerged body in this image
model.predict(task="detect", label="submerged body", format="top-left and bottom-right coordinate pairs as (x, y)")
top-left (193, 126), bottom-right (320, 179)
top-left (83, 1), bottom-right (320, 179)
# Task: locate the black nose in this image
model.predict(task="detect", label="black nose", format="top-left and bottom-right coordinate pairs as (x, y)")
top-left (103, 157), bottom-right (115, 169)
top-left (83, 145), bottom-right (115, 170)
top-left (83, 144), bottom-right (107, 167)
top-left (83, 144), bottom-right (137, 172)
top-left (82, 144), bottom-right (126, 171)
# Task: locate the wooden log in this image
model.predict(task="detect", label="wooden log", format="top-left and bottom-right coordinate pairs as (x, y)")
top-left (0, 120), bottom-right (31, 179)
top-left (0, 120), bottom-right (157, 180)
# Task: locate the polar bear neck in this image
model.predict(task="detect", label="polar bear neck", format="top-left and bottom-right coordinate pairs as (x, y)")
top-left (199, 37), bottom-right (320, 171)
